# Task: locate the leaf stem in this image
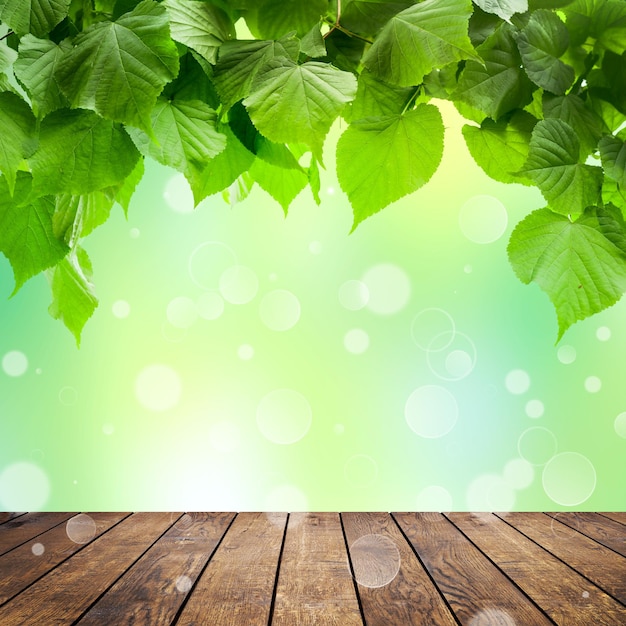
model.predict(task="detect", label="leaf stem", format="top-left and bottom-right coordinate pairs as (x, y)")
top-left (401, 85), bottom-right (421, 114)
top-left (322, 1), bottom-right (374, 46)
top-left (0, 30), bottom-right (14, 41)
top-left (567, 52), bottom-right (598, 96)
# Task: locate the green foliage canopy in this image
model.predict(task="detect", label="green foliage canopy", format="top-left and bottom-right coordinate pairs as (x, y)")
top-left (1, 0), bottom-right (626, 343)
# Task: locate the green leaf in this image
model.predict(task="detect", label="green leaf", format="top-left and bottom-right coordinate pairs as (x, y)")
top-left (516, 9), bottom-right (575, 94)
top-left (508, 205), bottom-right (626, 340)
top-left (589, 96), bottom-right (626, 134)
top-left (300, 24), bottom-right (326, 58)
top-left (14, 35), bottom-right (71, 118)
top-left (0, 172), bottom-right (69, 293)
top-left (600, 135), bottom-right (626, 188)
top-left (250, 156), bottom-right (308, 213)
top-left (56, 0), bottom-right (179, 132)
top-left (473, 0), bottom-right (528, 22)
top-left (363, 0), bottom-right (478, 87)
top-left (243, 57), bottom-right (357, 158)
top-left (162, 0), bottom-right (234, 64)
top-left (53, 191), bottom-right (115, 243)
top-left (126, 98), bottom-right (226, 178)
top-left (213, 35), bottom-right (300, 111)
top-left (565, 0), bottom-right (626, 54)
top-left (462, 110), bottom-right (536, 185)
top-left (0, 0), bottom-right (71, 37)
top-left (110, 156), bottom-right (144, 214)
top-left (340, 0), bottom-right (414, 35)
top-left (47, 246), bottom-right (97, 346)
top-left (252, 0), bottom-right (328, 39)
top-left (455, 23), bottom-right (534, 120)
top-left (222, 170), bottom-right (255, 206)
top-left (346, 70), bottom-right (414, 122)
top-left (187, 124), bottom-right (255, 205)
top-left (336, 104), bottom-right (444, 228)
top-left (517, 118), bottom-right (602, 215)
top-left (0, 40), bottom-right (17, 72)
top-left (602, 178), bottom-right (626, 217)
top-left (30, 108), bottom-right (140, 196)
top-left (323, 29), bottom-right (365, 73)
top-left (161, 51), bottom-right (220, 108)
top-left (0, 91), bottom-right (37, 195)
top-left (542, 94), bottom-right (605, 157)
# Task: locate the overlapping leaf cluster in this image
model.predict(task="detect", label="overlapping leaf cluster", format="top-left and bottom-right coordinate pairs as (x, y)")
top-left (0, 0), bottom-right (625, 342)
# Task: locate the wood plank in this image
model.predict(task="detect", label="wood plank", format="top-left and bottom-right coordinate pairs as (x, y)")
top-left (0, 513), bottom-right (26, 525)
top-left (272, 512), bottom-right (363, 626)
top-left (0, 512), bottom-right (128, 605)
top-left (448, 512), bottom-right (626, 625)
top-left (498, 512), bottom-right (626, 604)
top-left (394, 512), bottom-right (552, 625)
top-left (601, 512), bottom-right (626, 526)
top-left (176, 512), bottom-right (286, 626)
top-left (0, 512), bottom-right (175, 624)
top-left (77, 512), bottom-right (234, 625)
top-left (342, 512), bottom-right (457, 626)
top-left (0, 512), bottom-right (76, 555)
top-left (545, 512), bottom-right (626, 558)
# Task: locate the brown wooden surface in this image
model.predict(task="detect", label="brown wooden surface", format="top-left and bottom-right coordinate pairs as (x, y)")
top-left (343, 512), bottom-right (457, 625)
top-left (394, 511), bottom-right (553, 625)
top-left (0, 512), bottom-right (624, 625)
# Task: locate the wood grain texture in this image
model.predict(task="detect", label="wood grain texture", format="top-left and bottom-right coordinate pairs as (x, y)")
top-left (77, 512), bottom-right (234, 625)
top-left (545, 512), bottom-right (626, 557)
top-left (342, 512), bottom-right (457, 626)
top-left (394, 512), bottom-right (553, 625)
top-left (177, 512), bottom-right (286, 626)
top-left (500, 512), bottom-right (626, 603)
top-left (272, 512), bottom-right (363, 626)
top-left (0, 512), bottom-right (175, 625)
top-left (0, 513), bottom-right (26, 525)
top-left (0, 512), bottom-right (128, 605)
top-left (448, 512), bottom-right (626, 626)
top-left (601, 512), bottom-right (626, 526)
top-left (0, 512), bottom-right (76, 555)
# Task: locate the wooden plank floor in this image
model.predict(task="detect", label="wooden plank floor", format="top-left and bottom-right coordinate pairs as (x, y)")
top-left (0, 512), bottom-right (624, 625)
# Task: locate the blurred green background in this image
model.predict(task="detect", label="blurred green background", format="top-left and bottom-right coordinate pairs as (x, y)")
top-left (1, 101), bottom-right (624, 512)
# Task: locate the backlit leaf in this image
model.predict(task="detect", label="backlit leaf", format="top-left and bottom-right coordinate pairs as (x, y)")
top-left (56, 0), bottom-right (179, 131)
top-left (363, 0), bottom-right (478, 87)
top-left (473, 0), bottom-right (528, 22)
top-left (508, 205), bottom-right (626, 340)
top-left (517, 118), bottom-right (602, 215)
top-left (337, 104), bottom-right (444, 228)
top-left (599, 135), bottom-right (626, 189)
top-left (0, 0), bottom-right (71, 37)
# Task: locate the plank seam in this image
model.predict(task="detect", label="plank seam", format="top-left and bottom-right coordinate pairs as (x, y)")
top-left (339, 513), bottom-right (367, 626)
top-left (0, 512), bottom-right (133, 610)
top-left (443, 514), bottom-right (559, 626)
top-left (0, 512), bottom-right (78, 557)
top-left (267, 512), bottom-right (290, 626)
top-left (0, 513), bottom-right (27, 527)
top-left (597, 512), bottom-right (626, 528)
top-left (69, 513), bottom-right (192, 625)
top-left (169, 512), bottom-right (238, 626)
top-left (494, 513), bottom-right (626, 608)
top-left (390, 513), bottom-right (463, 626)
top-left (541, 512), bottom-right (626, 560)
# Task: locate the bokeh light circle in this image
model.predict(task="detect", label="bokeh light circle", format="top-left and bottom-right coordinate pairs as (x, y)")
top-left (557, 344), bottom-right (576, 364)
top-left (615, 412), bottom-right (626, 438)
top-left (188, 241), bottom-right (237, 290)
top-left (135, 364), bottom-right (182, 412)
top-left (361, 263), bottom-right (411, 315)
top-left (31, 542), bottom-right (45, 556)
top-left (542, 452), bottom-right (596, 506)
top-left (505, 369), bottom-right (530, 394)
top-left (166, 296), bottom-right (198, 329)
top-left (503, 458), bottom-right (535, 490)
top-left (112, 300), bottom-right (130, 319)
top-left (405, 385), bottom-right (458, 438)
top-left (517, 427), bottom-right (558, 466)
top-left (0, 462), bottom-right (50, 510)
top-left (338, 280), bottom-right (369, 311)
top-left (66, 513), bottom-right (97, 544)
top-left (459, 195), bottom-right (508, 244)
top-left (237, 344), bottom-right (254, 360)
top-left (411, 308), bottom-right (456, 352)
top-left (259, 290), bottom-right (301, 331)
top-left (196, 292), bottom-right (224, 320)
top-left (584, 376), bottom-right (601, 393)
top-left (596, 326), bottom-right (611, 341)
top-left (344, 328), bottom-right (370, 354)
top-left (256, 389), bottom-right (312, 445)
top-left (468, 608), bottom-right (517, 626)
top-left (525, 399), bottom-right (544, 419)
top-left (163, 173), bottom-right (194, 214)
top-left (219, 265), bottom-right (258, 305)
top-left (2, 350), bottom-right (28, 377)
top-left (175, 575), bottom-right (193, 593)
top-left (426, 331), bottom-right (476, 381)
top-left (350, 534), bottom-right (401, 588)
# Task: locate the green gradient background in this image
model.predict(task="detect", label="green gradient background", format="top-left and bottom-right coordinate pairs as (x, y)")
top-left (1, 102), bottom-right (625, 511)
